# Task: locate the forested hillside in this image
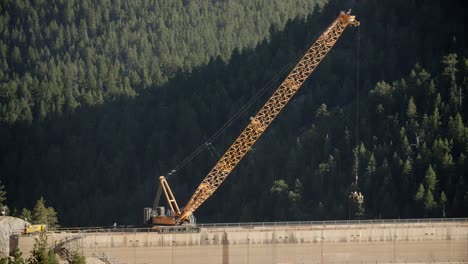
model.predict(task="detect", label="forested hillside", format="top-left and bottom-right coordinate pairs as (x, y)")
top-left (0, 0), bottom-right (325, 124)
top-left (1, 0), bottom-right (467, 226)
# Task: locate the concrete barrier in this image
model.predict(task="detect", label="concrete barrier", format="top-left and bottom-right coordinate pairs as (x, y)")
top-left (14, 220), bottom-right (468, 263)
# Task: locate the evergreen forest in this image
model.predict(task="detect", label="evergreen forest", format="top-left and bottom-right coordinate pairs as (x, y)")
top-left (0, 0), bottom-right (467, 226)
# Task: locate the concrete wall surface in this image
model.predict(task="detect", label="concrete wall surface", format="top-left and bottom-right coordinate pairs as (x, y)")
top-left (14, 221), bottom-right (468, 263)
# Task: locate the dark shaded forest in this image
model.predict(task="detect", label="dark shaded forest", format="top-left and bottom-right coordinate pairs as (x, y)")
top-left (0, 0), bottom-right (467, 226)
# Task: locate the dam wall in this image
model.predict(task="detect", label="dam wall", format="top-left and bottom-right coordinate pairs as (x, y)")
top-left (14, 219), bottom-right (468, 263)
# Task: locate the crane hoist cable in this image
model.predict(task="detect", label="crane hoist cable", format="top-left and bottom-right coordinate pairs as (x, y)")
top-left (177, 11), bottom-right (360, 224)
top-left (166, 29), bottom-right (331, 177)
top-left (153, 41), bottom-right (312, 208)
top-left (349, 25), bottom-right (364, 207)
top-left (152, 11), bottom-right (360, 225)
top-left (206, 142), bottom-right (220, 161)
top-left (162, 60), bottom-right (294, 180)
top-left (354, 25), bottom-right (361, 186)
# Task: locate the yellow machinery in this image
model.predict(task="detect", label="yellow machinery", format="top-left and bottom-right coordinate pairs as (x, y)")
top-left (349, 191), bottom-right (364, 204)
top-left (150, 11), bottom-right (360, 226)
top-left (24, 224), bottom-right (47, 234)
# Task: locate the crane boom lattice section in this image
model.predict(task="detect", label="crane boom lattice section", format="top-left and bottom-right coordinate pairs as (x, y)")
top-left (179, 12), bottom-right (359, 223)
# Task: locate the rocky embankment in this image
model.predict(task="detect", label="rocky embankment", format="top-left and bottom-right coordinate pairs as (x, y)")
top-left (0, 216), bottom-right (28, 257)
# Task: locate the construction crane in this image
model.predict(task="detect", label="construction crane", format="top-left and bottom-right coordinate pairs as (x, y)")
top-left (146, 10), bottom-right (360, 226)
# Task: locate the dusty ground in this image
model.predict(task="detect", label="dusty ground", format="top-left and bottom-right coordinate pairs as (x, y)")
top-left (0, 216), bottom-right (28, 257)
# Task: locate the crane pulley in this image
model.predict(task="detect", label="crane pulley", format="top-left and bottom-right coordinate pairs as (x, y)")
top-left (149, 10), bottom-right (360, 226)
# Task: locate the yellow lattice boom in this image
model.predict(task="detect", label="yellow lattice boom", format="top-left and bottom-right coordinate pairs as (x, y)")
top-left (178, 11), bottom-right (359, 223)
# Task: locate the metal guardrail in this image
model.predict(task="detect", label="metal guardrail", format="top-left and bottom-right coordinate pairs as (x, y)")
top-left (197, 217), bottom-right (468, 228)
top-left (43, 217), bottom-right (468, 234)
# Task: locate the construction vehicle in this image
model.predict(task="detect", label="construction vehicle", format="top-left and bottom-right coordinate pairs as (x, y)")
top-left (145, 10), bottom-right (360, 226)
top-left (24, 224), bottom-right (47, 234)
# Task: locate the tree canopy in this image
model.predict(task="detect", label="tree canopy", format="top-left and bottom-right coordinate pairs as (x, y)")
top-left (0, 0), bottom-right (466, 225)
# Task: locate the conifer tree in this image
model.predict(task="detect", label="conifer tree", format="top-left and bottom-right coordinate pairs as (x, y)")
top-left (271, 180), bottom-right (288, 194)
top-left (448, 113), bottom-right (465, 144)
top-left (9, 249), bottom-right (25, 264)
top-left (366, 154), bottom-right (376, 175)
top-left (0, 0), bottom-right (466, 225)
top-left (415, 184), bottom-right (425, 201)
top-left (424, 165), bottom-right (437, 193)
top-left (440, 191), bottom-right (447, 217)
top-left (441, 54), bottom-right (460, 109)
top-left (20, 209), bottom-right (32, 222)
top-left (32, 197), bottom-right (48, 224)
top-left (0, 180), bottom-right (6, 209)
top-left (407, 97), bottom-right (417, 119)
top-left (28, 233), bottom-right (58, 264)
top-left (402, 159), bottom-right (412, 178)
top-left (401, 159), bottom-right (412, 194)
top-left (423, 190), bottom-right (436, 215)
top-left (32, 197), bottom-right (59, 228)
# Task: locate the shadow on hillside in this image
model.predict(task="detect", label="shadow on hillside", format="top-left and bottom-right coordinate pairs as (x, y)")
top-left (2, 0), bottom-right (466, 226)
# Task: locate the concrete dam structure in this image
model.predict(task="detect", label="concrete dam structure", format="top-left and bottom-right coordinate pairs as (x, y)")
top-left (14, 219), bottom-right (468, 263)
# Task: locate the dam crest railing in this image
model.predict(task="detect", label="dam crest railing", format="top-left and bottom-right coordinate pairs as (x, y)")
top-left (25, 217), bottom-right (468, 234)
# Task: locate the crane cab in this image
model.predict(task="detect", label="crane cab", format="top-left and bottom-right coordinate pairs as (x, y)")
top-left (143, 206), bottom-right (196, 226)
top-left (151, 206), bottom-right (178, 225)
top-left (143, 206), bottom-right (175, 225)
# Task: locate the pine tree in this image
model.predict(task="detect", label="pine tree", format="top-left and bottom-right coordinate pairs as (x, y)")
top-left (441, 153), bottom-right (454, 171)
top-left (442, 54), bottom-right (458, 80)
top-left (423, 165), bottom-right (437, 193)
top-left (440, 191), bottom-right (447, 217)
top-left (46, 207), bottom-right (59, 228)
top-left (271, 179), bottom-right (288, 194)
top-left (448, 113), bottom-right (464, 144)
top-left (423, 190), bottom-right (436, 215)
top-left (441, 54), bottom-right (460, 109)
top-left (401, 159), bottom-right (412, 193)
top-left (407, 96), bottom-right (417, 119)
top-left (400, 128), bottom-right (410, 157)
top-left (366, 154), bottom-right (376, 175)
top-left (294, 178), bottom-right (303, 197)
top-left (28, 233), bottom-right (58, 264)
top-left (0, 0), bottom-right (466, 225)
top-left (315, 103), bottom-right (329, 117)
top-left (415, 184), bottom-right (425, 201)
top-left (32, 197), bottom-right (59, 228)
top-left (402, 159), bottom-right (412, 178)
top-left (20, 208), bottom-right (32, 222)
top-left (288, 178), bottom-right (303, 205)
top-left (12, 46), bottom-right (22, 65)
top-left (431, 107), bottom-right (440, 131)
top-left (354, 203), bottom-right (365, 220)
top-left (0, 180), bottom-right (6, 208)
top-left (32, 197), bottom-right (48, 224)
top-left (9, 249), bottom-right (25, 264)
